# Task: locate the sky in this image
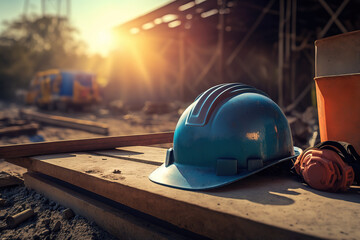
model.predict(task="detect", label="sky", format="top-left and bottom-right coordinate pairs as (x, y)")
top-left (0, 0), bottom-right (172, 56)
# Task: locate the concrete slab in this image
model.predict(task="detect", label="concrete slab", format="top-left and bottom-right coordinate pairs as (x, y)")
top-left (7, 146), bottom-right (360, 240)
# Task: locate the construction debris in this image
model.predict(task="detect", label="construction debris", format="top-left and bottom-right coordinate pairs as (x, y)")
top-left (0, 185), bottom-right (117, 239)
top-left (286, 106), bottom-right (319, 149)
top-left (0, 198), bottom-right (7, 207)
top-left (108, 100), bottom-right (128, 115)
top-left (62, 208), bottom-right (74, 220)
top-left (123, 114), bottom-right (146, 125)
top-left (6, 209), bottom-right (35, 228)
top-left (0, 115), bottom-right (39, 138)
top-left (143, 101), bottom-right (173, 114)
top-left (301, 106), bottom-right (318, 125)
top-left (20, 109), bottom-right (109, 135)
top-left (0, 172), bottom-right (23, 188)
top-left (0, 123), bottom-right (39, 138)
top-left (0, 118), bottom-right (28, 127)
top-left (52, 220), bottom-right (61, 232)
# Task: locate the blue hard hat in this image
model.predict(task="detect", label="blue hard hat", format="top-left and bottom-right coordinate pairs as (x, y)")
top-left (149, 83), bottom-right (301, 190)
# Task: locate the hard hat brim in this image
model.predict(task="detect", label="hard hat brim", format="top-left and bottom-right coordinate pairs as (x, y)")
top-left (149, 147), bottom-right (302, 190)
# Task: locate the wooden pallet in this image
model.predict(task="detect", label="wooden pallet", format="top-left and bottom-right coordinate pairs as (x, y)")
top-left (6, 146), bottom-right (360, 240)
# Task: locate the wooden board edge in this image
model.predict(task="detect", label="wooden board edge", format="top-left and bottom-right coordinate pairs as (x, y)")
top-left (23, 172), bottom-right (191, 240)
top-left (5, 157), bottom-right (33, 169)
top-left (0, 132), bottom-right (174, 159)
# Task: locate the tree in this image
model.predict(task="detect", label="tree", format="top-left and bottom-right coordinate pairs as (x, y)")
top-left (0, 15), bottom-right (85, 99)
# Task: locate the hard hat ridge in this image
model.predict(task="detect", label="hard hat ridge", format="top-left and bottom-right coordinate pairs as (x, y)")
top-left (187, 83), bottom-right (267, 126)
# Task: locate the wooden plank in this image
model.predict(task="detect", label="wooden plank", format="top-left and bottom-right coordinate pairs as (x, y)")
top-left (7, 146), bottom-right (359, 240)
top-left (20, 110), bottom-right (109, 135)
top-left (23, 172), bottom-right (191, 240)
top-left (0, 123), bottom-right (39, 137)
top-left (0, 132), bottom-right (173, 159)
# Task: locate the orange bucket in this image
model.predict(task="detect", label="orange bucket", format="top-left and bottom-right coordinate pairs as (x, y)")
top-left (314, 74), bottom-right (360, 151)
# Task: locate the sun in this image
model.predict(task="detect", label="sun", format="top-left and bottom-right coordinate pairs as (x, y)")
top-left (92, 28), bottom-right (114, 56)
top-left (97, 30), bottom-right (112, 47)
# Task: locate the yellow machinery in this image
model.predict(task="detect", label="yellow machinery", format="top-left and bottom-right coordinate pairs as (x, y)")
top-left (26, 69), bottom-right (101, 109)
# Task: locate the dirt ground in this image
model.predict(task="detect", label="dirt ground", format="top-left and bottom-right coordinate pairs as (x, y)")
top-left (0, 101), bottom-right (181, 240)
top-left (0, 185), bottom-right (118, 240)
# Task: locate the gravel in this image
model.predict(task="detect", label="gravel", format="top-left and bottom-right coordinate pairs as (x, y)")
top-left (0, 185), bottom-right (117, 240)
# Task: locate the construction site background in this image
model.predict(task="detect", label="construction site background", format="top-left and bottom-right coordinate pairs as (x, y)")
top-left (1, 1), bottom-right (359, 112)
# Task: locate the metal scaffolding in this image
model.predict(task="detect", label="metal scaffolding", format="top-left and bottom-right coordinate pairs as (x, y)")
top-left (110, 0), bottom-right (360, 109)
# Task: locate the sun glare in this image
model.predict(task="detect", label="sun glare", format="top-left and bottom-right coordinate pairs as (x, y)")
top-left (92, 29), bottom-right (114, 56)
